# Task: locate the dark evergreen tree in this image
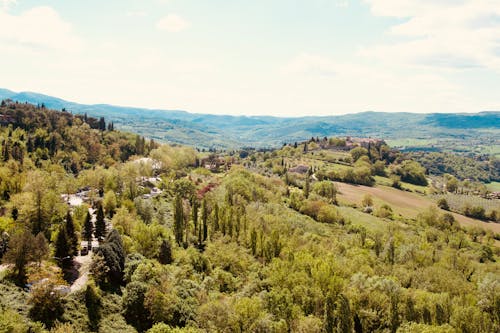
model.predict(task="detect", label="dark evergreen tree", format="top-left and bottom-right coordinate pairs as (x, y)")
top-left (83, 211), bottom-right (93, 250)
top-left (95, 204), bottom-right (106, 241)
top-left (95, 229), bottom-right (125, 286)
top-left (65, 211), bottom-right (78, 256)
top-left (304, 175), bottom-right (310, 199)
top-left (202, 198), bottom-right (208, 242)
top-left (158, 239), bottom-right (173, 265)
top-left (213, 202), bottom-right (219, 232)
top-left (54, 226), bottom-right (71, 268)
top-left (191, 196), bottom-right (198, 238)
top-left (98, 117), bottom-right (106, 131)
top-left (174, 195), bottom-right (184, 246)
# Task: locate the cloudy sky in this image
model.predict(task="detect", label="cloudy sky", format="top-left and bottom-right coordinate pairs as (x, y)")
top-left (0, 0), bottom-right (499, 116)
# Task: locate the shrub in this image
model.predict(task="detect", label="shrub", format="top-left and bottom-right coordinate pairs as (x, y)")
top-left (317, 205), bottom-right (343, 224)
top-left (375, 204), bottom-right (393, 219)
top-left (437, 198), bottom-right (449, 210)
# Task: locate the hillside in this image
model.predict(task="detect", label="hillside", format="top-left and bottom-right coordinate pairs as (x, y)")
top-left (0, 102), bottom-right (498, 333)
top-left (1, 89), bottom-right (499, 153)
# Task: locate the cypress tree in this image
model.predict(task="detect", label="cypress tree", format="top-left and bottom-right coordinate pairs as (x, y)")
top-left (213, 203), bottom-right (219, 232)
top-left (95, 204), bottom-right (106, 241)
top-left (202, 198), bottom-right (208, 241)
top-left (174, 195), bottom-right (184, 246)
top-left (158, 239), bottom-right (173, 265)
top-left (226, 207), bottom-right (233, 238)
top-left (191, 197), bottom-right (198, 237)
top-left (55, 226), bottom-right (71, 268)
top-left (250, 228), bottom-right (257, 256)
top-left (83, 211), bottom-right (93, 250)
top-left (304, 175), bottom-right (310, 199)
top-left (65, 211), bottom-right (78, 256)
top-left (336, 294), bottom-right (353, 333)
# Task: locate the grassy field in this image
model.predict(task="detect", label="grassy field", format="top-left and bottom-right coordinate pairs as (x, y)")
top-left (487, 181), bottom-right (500, 192)
top-left (374, 176), bottom-right (429, 194)
top-left (335, 182), bottom-right (500, 234)
top-left (432, 193), bottom-right (500, 213)
top-left (386, 138), bottom-right (438, 147)
top-left (337, 206), bottom-right (389, 233)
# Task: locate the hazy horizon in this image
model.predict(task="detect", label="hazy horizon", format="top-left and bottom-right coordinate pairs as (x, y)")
top-left (1, 0), bottom-right (500, 116)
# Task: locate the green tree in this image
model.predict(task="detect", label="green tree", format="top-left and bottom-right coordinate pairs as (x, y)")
top-left (2, 230), bottom-right (36, 282)
top-left (85, 280), bottom-right (102, 331)
top-left (65, 211), bottom-right (78, 256)
top-left (201, 198), bottom-right (208, 241)
top-left (304, 175), bottom-right (310, 199)
top-left (312, 181), bottom-right (337, 203)
top-left (437, 198), bottom-right (449, 210)
top-left (103, 190), bottom-right (117, 217)
top-left (33, 232), bottom-right (49, 266)
top-left (95, 203), bottom-right (106, 241)
top-left (350, 147), bottom-right (368, 163)
top-left (83, 211), bottom-right (93, 250)
top-left (94, 229), bottom-right (125, 286)
top-left (158, 239), bottom-right (173, 265)
top-left (174, 195), bottom-right (184, 246)
top-left (54, 226), bottom-right (72, 268)
top-left (123, 281), bottom-right (152, 332)
top-left (28, 281), bottom-right (65, 328)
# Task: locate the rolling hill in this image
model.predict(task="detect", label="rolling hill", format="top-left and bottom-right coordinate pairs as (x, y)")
top-left (1, 88), bottom-right (499, 152)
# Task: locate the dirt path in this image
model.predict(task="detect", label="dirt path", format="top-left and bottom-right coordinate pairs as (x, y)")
top-left (335, 182), bottom-right (500, 234)
top-left (70, 253), bottom-right (92, 292)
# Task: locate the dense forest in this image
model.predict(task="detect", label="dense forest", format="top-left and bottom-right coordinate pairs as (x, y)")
top-left (0, 102), bottom-right (498, 333)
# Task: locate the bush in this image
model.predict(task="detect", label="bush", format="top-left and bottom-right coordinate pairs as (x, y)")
top-left (317, 205), bottom-right (344, 224)
top-left (437, 198), bottom-right (449, 210)
top-left (391, 160), bottom-right (428, 186)
top-left (312, 181), bottom-right (337, 203)
top-left (122, 281), bottom-right (152, 331)
top-left (375, 204), bottom-right (393, 219)
top-left (28, 281), bottom-right (65, 328)
top-left (299, 200), bottom-right (325, 220)
top-left (464, 206), bottom-right (486, 220)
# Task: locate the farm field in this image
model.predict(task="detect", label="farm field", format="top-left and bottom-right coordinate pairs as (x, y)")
top-left (432, 193), bottom-right (500, 214)
top-left (335, 182), bottom-right (500, 234)
top-left (487, 181), bottom-right (500, 192)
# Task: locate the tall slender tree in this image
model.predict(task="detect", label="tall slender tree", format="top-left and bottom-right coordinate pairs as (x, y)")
top-left (83, 211), bottom-right (93, 250)
top-left (201, 198), bottom-right (208, 242)
top-left (55, 226), bottom-right (71, 268)
top-left (191, 197), bottom-right (198, 238)
top-left (95, 204), bottom-right (106, 241)
top-left (174, 195), bottom-right (184, 246)
top-left (158, 239), bottom-right (173, 265)
top-left (65, 211), bottom-right (78, 256)
top-left (213, 203), bottom-right (219, 233)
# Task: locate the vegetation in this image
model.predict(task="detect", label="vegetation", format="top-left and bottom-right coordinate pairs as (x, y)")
top-left (0, 102), bottom-right (498, 333)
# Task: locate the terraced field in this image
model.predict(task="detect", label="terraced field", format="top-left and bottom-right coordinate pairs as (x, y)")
top-left (335, 182), bottom-right (500, 234)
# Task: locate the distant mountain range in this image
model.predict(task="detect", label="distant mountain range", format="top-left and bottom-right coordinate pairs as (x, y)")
top-left (1, 88), bottom-right (499, 153)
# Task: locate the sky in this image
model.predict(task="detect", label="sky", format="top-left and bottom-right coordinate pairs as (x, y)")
top-left (0, 0), bottom-right (500, 116)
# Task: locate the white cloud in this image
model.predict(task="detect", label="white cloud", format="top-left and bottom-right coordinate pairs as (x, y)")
top-left (0, 6), bottom-right (82, 51)
top-left (282, 53), bottom-right (339, 76)
top-left (281, 53), bottom-right (474, 113)
top-left (361, 0), bottom-right (500, 72)
top-left (0, 0), bottom-right (16, 11)
top-left (156, 14), bottom-right (189, 32)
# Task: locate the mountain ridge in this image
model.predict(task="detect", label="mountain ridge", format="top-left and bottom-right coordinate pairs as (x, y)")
top-left (1, 88), bottom-right (499, 150)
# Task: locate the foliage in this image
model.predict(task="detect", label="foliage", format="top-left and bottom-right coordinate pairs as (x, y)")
top-left (0, 103), bottom-right (498, 333)
top-left (28, 279), bottom-right (65, 328)
top-left (391, 160), bottom-right (428, 186)
top-left (2, 230), bottom-right (37, 282)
